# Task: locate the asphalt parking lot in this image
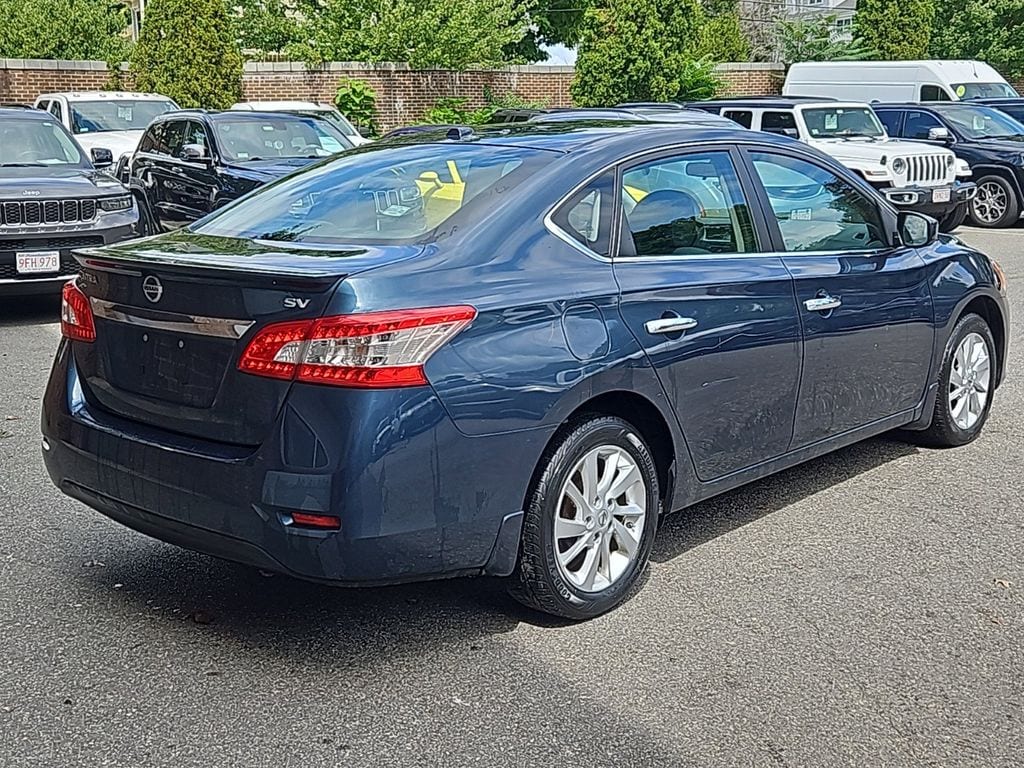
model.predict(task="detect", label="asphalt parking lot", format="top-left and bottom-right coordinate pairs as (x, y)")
top-left (1, 227), bottom-right (1022, 768)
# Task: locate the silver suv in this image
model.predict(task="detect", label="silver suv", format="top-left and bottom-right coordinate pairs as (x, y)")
top-left (0, 107), bottom-right (139, 296)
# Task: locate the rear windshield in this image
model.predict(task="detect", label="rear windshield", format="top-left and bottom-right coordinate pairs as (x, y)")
top-left (71, 99), bottom-right (177, 134)
top-left (953, 82), bottom-right (1018, 99)
top-left (192, 142), bottom-right (549, 244)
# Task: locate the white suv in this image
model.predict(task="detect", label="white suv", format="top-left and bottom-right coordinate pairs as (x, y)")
top-left (34, 91), bottom-right (178, 166)
top-left (230, 101), bottom-right (370, 145)
top-left (691, 98), bottom-right (977, 231)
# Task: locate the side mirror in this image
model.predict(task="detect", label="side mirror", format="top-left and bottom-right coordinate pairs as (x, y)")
top-left (357, 125), bottom-right (373, 139)
top-left (180, 143), bottom-right (209, 163)
top-left (90, 147), bottom-right (113, 168)
top-left (928, 127), bottom-right (952, 143)
top-left (782, 128), bottom-right (799, 139)
top-left (898, 211), bottom-right (938, 247)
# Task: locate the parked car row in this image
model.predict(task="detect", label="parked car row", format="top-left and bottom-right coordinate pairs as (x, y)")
top-left (1, 93), bottom-right (358, 296)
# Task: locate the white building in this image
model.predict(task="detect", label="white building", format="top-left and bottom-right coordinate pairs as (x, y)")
top-left (743, 0), bottom-right (857, 42)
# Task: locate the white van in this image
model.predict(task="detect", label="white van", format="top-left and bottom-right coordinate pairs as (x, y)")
top-left (783, 61), bottom-right (1018, 103)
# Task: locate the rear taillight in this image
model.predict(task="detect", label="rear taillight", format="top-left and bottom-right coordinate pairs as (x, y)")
top-left (238, 306), bottom-right (476, 388)
top-left (61, 280), bottom-right (96, 342)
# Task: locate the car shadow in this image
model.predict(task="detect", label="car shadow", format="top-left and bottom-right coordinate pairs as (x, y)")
top-left (0, 294), bottom-right (60, 327)
top-left (72, 435), bottom-right (920, 646)
top-left (652, 435), bottom-right (919, 563)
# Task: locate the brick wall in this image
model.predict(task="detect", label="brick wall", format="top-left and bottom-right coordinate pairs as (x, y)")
top-left (0, 59), bottom-right (785, 129)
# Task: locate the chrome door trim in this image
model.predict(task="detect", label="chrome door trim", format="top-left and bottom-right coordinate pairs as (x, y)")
top-left (804, 296), bottom-right (842, 312)
top-left (89, 297), bottom-right (254, 339)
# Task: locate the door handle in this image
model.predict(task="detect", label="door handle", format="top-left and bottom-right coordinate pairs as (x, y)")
top-left (804, 296), bottom-right (842, 313)
top-left (645, 317), bottom-right (698, 335)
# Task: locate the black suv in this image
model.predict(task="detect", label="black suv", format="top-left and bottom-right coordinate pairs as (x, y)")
top-left (129, 110), bottom-right (353, 233)
top-left (875, 102), bottom-right (1024, 228)
top-left (0, 107), bottom-right (138, 296)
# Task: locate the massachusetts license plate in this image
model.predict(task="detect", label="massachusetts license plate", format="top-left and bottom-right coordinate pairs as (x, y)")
top-left (933, 188), bottom-right (952, 203)
top-left (15, 251), bottom-right (60, 274)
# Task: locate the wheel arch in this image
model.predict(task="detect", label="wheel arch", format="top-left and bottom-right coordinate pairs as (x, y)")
top-left (972, 165), bottom-right (1024, 201)
top-left (524, 390), bottom-right (678, 514)
top-left (959, 294), bottom-right (1007, 389)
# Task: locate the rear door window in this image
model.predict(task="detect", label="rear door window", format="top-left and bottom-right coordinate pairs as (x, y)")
top-left (724, 110), bottom-right (753, 129)
top-left (550, 173), bottom-right (616, 256)
top-left (619, 150), bottom-right (757, 257)
top-left (876, 110), bottom-right (904, 137)
top-left (762, 111), bottom-right (797, 137)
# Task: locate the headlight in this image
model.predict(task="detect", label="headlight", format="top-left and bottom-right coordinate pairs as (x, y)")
top-left (891, 158), bottom-right (907, 174)
top-left (98, 195), bottom-right (133, 213)
top-left (946, 154), bottom-right (955, 168)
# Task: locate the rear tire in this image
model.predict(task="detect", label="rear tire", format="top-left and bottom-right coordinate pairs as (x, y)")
top-left (970, 175), bottom-right (1020, 228)
top-left (913, 313), bottom-right (996, 448)
top-left (938, 203), bottom-right (968, 233)
top-left (510, 416), bottom-right (660, 620)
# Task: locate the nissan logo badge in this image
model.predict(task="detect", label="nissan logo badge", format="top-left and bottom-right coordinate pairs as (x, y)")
top-left (142, 275), bottom-right (164, 304)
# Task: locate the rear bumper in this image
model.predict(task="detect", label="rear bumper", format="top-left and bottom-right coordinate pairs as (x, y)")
top-left (0, 220), bottom-right (138, 296)
top-left (41, 343), bottom-right (539, 584)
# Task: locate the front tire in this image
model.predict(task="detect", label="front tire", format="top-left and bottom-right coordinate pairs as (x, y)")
top-left (510, 416), bottom-right (660, 620)
top-left (970, 175), bottom-right (1020, 228)
top-left (914, 313), bottom-right (996, 448)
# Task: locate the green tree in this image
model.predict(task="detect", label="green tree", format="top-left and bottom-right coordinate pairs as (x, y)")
top-left (289, 0), bottom-right (532, 69)
top-left (930, 0), bottom-right (1024, 80)
top-left (571, 0), bottom-right (707, 105)
top-left (853, 0), bottom-right (935, 60)
top-left (776, 15), bottom-right (877, 67)
top-left (695, 0), bottom-right (749, 62)
top-left (505, 0), bottom-right (591, 63)
top-left (130, 0), bottom-right (243, 108)
top-left (231, 0), bottom-right (301, 55)
top-left (0, 0), bottom-right (129, 61)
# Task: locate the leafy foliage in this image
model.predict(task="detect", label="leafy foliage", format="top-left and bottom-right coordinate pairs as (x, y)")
top-left (333, 78), bottom-right (378, 133)
top-left (286, 0), bottom-right (532, 69)
top-left (130, 0), bottom-right (243, 108)
top-left (571, 0), bottom-right (709, 106)
top-left (231, 0), bottom-right (302, 56)
top-left (0, 0), bottom-right (130, 61)
top-left (422, 89), bottom-right (549, 124)
top-left (853, 0), bottom-right (935, 60)
top-left (930, 0), bottom-right (1024, 80)
top-left (675, 57), bottom-right (724, 101)
top-left (776, 15), bottom-right (877, 67)
top-left (505, 0), bottom-right (591, 62)
top-left (695, 0), bottom-right (749, 62)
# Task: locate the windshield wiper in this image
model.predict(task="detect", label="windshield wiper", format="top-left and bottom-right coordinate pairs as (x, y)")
top-left (0, 162), bottom-right (48, 167)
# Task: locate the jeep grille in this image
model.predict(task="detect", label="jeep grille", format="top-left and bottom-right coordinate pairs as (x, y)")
top-left (0, 199), bottom-right (98, 227)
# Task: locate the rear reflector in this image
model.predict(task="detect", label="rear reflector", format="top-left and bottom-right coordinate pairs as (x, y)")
top-left (61, 280), bottom-right (96, 342)
top-left (290, 512), bottom-right (341, 530)
top-left (239, 306), bottom-right (476, 388)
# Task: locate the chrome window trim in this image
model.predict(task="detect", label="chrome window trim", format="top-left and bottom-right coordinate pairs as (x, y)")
top-left (89, 297), bottom-right (255, 339)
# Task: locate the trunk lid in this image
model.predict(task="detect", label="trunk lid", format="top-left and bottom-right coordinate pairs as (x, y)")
top-left (72, 230), bottom-right (422, 445)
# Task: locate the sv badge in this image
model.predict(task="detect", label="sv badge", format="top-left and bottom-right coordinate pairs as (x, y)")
top-left (283, 297), bottom-right (311, 309)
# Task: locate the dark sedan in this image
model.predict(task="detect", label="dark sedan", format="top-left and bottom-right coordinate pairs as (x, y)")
top-left (127, 109), bottom-right (354, 234)
top-left (43, 124), bottom-right (1008, 619)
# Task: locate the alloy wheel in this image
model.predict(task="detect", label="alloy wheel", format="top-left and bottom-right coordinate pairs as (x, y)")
top-left (973, 181), bottom-right (1009, 225)
top-left (553, 445), bottom-right (647, 593)
top-left (948, 332), bottom-right (991, 431)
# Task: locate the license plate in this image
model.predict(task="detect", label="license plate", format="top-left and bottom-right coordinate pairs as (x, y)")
top-left (15, 251), bottom-right (60, 275)
top-left (933, 188), bottom-right (952, 203)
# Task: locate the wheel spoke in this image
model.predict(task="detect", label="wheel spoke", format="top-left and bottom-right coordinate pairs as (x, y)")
top-left (581, 451), bottom-right (599, 501)
top-left (607, 463), bottom-right (641, 501)
top-left (555, 516), bottom-right (589, 540)
top-left (598, 533), bottom-right (612, 584)
top-left (559, 533), bottom-right (591, 566)
top-left (596, 451), bottom-right (618, 496)
top-left (949, 365), bottom-right (965, 388)
top-left (611, 518), bottom-right (640, 559)
top-left (578, 544), bottom-right (600, 590)
top-left (614, 502), bottom-right (645, 521)
top-left (564, 482), bottom-right (588, 515)
top-left (951, 393), bottom-right (969, 424)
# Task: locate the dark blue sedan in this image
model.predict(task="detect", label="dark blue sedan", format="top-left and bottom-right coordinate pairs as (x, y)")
top-left (42, 124), bottom-right (1009, 619)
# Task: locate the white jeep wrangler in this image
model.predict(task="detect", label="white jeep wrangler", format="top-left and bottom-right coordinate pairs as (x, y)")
top-left (693, 99), bottom-right (976, 231)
